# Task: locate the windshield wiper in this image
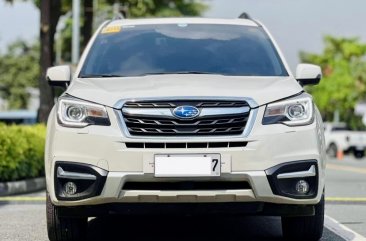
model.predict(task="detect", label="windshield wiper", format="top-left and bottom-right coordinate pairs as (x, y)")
top-left (80, 71), bottom-right (224, 78)
top-left (136, 71), bottom-right (223, 76)
top-left (79, 74), bottom-right (126, 78)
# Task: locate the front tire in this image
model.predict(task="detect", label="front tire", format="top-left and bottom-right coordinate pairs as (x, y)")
top-left (281, 194), bottom-right (324, 241)
top-left (47, 194), bottom-right (88, 241)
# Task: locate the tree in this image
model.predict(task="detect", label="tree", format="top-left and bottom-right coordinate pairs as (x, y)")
top-left (82, 0), bottom-right (93, 48)
top-left (4, 0), bottom-right (61, 121)
top-left (0, 41), bottom-right (39, 109)
top-left (300, 36), bottom-right (366, 129)
top-left (116, 0), bottom-right (207, 17)
top-left (4, 0), bottom-right (207, 121)
top-left (38, 0), bottom-right (62, 122)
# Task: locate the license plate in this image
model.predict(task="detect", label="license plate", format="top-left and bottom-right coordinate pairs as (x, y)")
top-left (154, 154), bottom-right (221, 177)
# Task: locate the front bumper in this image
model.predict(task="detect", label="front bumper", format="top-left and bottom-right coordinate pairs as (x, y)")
top-left (50, 161), bottom-right (323, 207)
top-left (57, 202), bottom-right (315, 218)
top-left (46, 105), bottom-right (326, 207)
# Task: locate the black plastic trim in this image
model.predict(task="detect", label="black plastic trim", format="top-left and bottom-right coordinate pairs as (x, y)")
top-left (125, 142), bottom-right (248, 149)
top-left (297, 75), bottom-right (321, 86)
top-left (54, 162), bottom-right (108, 201)
top-left (57, 202), bottom-right (315, 218)
top-left (122, 181), bottom-right (251, 191)
top-left (265, 160), bottom-right (319, 199)
top-left (48, 79), bottom-right (70, 88)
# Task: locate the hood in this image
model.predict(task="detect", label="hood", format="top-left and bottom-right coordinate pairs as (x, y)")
top-left (66, 74), bottom-right (303, 108)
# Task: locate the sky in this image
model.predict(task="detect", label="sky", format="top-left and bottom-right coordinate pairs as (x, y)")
top-left (0, 0), bottom-right (366, 72)
top-left (0, 1), bottom-right (39, 50)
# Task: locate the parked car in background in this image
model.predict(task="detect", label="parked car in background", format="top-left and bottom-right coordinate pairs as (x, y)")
top-left (324, 122), bottom-right (366, 158)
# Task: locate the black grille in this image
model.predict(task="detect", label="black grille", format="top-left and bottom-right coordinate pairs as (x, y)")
top-left (122, 100), bottom-right (250, 136)
top-left (123, 181), bottom-right (251, 191)
top-left (125, 142), bottom-right (248, 149)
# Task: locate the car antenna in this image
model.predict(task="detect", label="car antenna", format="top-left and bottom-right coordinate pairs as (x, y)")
top-left (238, 12), bottom-right (251, 19)
top-left (238, 12), bottom-right (262, 27)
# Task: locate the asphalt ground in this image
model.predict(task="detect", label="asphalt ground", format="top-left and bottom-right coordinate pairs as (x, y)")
top-left (325, 157), bottom-right (366, 237)
top-left (0, 157), bottom-right (365, 241)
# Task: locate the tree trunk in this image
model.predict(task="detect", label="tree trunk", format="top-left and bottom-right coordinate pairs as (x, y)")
top-left (39, 0), bottom-right (61, 123)
top-left (82, 0), bottom-right (94, 49)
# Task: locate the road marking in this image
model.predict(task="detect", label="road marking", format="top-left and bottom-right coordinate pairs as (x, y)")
top-left (327, 163), bottom-right (366, 174)
top-left (326, 197), bottom-right (366, 202)
top-left (0, 196), bottom-right (46, 201)
top-left (325, 216), bottom-right (366, 241)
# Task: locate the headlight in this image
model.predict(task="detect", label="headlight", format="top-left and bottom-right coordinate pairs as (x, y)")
top-left (57, 97), bottom-right (110, 127)
top-left (263, 94), bottom-right (314, 126)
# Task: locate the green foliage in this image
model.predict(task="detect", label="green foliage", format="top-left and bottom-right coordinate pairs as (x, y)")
top-left (117, 0), bottom-right (208, 17)
top-left (0, 41), bottom-right (40, 109)
top-left (0, 124), bottom-right (46, 182)
top-left (300, 36), bottom-right (366, 129)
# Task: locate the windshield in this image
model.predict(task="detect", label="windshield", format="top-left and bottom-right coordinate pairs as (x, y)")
top-left (80, 24), bottom-right (288, 78)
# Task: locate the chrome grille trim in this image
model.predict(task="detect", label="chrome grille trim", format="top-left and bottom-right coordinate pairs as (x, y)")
top-left (123, 101), bottom-right (250, 108)
top-left (123, 100), bottom-right (250, 136)
top-left (124, 116), bottom-right (247, 126)
top-left (122, 106), bottom-right (250, 118)
top-left (114, 96), bottom-right (258, 109)
top-left (114, 97), bottom-right (258, 140)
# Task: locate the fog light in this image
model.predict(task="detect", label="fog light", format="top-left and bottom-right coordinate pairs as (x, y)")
top-left (64, 182), bottom-right (77, 195)
top-left (295, 180), bottom-right (309, 194)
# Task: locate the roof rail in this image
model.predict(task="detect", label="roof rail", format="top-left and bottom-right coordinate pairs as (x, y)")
top-left (238, 12), bottom-right (251, 19)
top-left (113, 13), bottom-right (125, 20)
top-left (112, 3), bottom-right (128, 20)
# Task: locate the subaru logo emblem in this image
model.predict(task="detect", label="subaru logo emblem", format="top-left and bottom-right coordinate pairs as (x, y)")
top-left (173, 106), bottom-right (200, 119)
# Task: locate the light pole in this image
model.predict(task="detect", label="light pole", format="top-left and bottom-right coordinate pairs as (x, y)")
top-left (72, 0), bottom-right (80, 64)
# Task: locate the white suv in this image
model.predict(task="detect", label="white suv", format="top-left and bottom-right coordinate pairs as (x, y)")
top-left (45, 16), bottom-right (326, 241)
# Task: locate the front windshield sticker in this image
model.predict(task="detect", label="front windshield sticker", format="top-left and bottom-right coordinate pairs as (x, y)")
top-left (101, 25), bottom-right (122, 34)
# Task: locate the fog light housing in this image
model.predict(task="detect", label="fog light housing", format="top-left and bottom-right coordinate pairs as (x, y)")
top-left (64, 182), bottom-right (77, 196)
top-left (265, 160), bottom-right (318, 199)
top-left (55, 162), bottom-right (108, 201)
top-left (295, 180), bottom-right (309, 194)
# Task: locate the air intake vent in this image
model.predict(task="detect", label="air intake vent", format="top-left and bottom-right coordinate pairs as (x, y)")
top-left (123, 181), bottom-right (251, 191)
top-left (125, 142), bottom-right (247, 149)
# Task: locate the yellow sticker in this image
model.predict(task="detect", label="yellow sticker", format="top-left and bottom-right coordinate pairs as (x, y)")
top-left (101, 25), bottom-right (122, 34)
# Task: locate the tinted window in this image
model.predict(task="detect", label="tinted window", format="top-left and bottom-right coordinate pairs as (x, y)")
top-left (80, 24), bottom-right (288, 77)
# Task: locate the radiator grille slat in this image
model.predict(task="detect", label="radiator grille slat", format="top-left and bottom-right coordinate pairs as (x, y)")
top-left (122, 100), bottom-right (250, 137)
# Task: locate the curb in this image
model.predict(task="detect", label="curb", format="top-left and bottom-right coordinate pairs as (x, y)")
top-left (325, 215), bottom-right (366, 241)
top-left (0, 177), bottom-right (46, 197)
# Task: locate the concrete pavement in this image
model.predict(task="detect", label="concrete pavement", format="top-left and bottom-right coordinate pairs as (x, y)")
top-left (0, 203), bottom-right (349, 241)
top-left (325, 157), bottom-right (366, 237)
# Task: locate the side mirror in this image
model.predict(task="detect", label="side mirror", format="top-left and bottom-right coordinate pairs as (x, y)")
top-left (46, 65), bottom-right (71, 87)
top-left (296, 64), bottom-right (322, 86)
